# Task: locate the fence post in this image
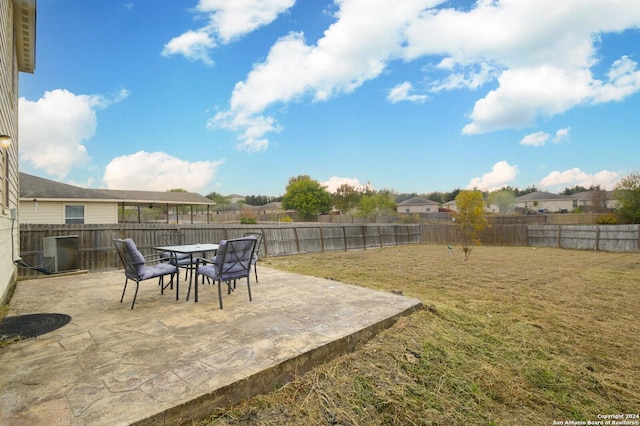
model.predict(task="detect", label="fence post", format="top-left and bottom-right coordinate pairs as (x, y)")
top-left (342, 226), bottom-right (347, 251)
top-left (556, 225), bottom-right (561, 248)
top-left (362, 225), bottom-right (366, 250)
top-left (594, 225), bottom-right (600, 251)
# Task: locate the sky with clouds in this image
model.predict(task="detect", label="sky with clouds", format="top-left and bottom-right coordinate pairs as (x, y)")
top-left (18, 0), bottom-right (640, 196)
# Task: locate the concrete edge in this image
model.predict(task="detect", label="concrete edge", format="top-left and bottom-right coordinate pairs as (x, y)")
top-left (133, 299), bottom-right (424, 425)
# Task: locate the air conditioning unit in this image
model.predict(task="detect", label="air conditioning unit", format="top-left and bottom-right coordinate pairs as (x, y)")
top-left (43, 236), bottom-right (79, 273)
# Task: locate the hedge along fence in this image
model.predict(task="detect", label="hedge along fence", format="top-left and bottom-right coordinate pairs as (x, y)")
top-left (528, 224), bottom-right (640, 252)
top-left (17, 223), bottom-right (422, 278)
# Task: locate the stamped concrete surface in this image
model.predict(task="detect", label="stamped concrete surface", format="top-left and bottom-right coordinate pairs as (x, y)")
top-left (0, 267), bottom-right (421, 425)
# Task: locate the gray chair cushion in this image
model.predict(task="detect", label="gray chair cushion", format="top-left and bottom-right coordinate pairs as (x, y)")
top-left (124, 238), bottom-right (145, 277)
top-left (140, 263), bottom-right (178, 280)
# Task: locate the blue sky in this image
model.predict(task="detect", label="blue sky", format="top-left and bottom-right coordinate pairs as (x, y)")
top-left (18, 0), bottom-right (640, 197)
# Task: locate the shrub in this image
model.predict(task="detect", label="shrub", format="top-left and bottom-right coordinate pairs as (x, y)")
top-left (597, 213), bottom-right (619, 224)
top-left (400, 213), bottom-right (421, 224)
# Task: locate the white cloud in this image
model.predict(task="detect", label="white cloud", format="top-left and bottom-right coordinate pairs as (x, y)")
top-left (162, 31), bottom-right (216, 65)
top-left (591, 55), bottom-right (640, 103)
top-left (19, 88), bottom-right (129, 178)
top-left (520, 127), bottom-right (570, 147)
top-left (163, 0), bottom-right (295, 64)
top-left (387, 82), bottom-right (427, 104)
top-left (176, 0), bottom-right (640, 148)
top-left (401, 0), bottom-right (640, 134)
top-left (553, 127), bottom-right (571, 143)
top-left (198, 0), bottom-right (296, 43)
top-left (431, 62), bottom-right (496, 92)
top-left (462, 66), bottom-right (593, 134)
top-left (321, 176), bottom-right (371, 193)
top-left (466, 160), bottom-right (519, 191)
top-left (212, 0), bottom-right (432, 150)
top-left (539, 168), bottom-right (620, 191)
top-left (520, 131), bottom-right (550, 147)
top-left (103, 151), bottom-right (224, 193)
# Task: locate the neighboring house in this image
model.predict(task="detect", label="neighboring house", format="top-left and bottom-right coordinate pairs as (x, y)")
top-left (514, 191), bottom-right (620, 213)
top-left (567, 190), bottom-right (618, 212)
top-left (514, 191), bottom-right (573, 212)
top-left (397, 197), bottom-right (440, 214)
top-left (252, 201), bottom-right (283, 216)
top-left (19, 173), bottom-right (215, 224)
top-left (1, 0), bottom-right (36, 304)
top-left (440, 199), bottom-right (499, 213)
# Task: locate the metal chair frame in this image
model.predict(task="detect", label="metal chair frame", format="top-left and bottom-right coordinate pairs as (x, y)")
top-left (114, 238), bottom-right (179, 309)
top-left (193, 237), bottom-right (257, 309)
top-left (243, 232), bottom-right (263, 282)
top-left (156, 231), bottom-right (196, 280)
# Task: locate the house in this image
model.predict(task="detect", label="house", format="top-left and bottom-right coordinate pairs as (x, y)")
top-left (514, 191), bottom-right (619, 213)
top-left (397, 196), bottom-right (440, 214)
top-left (567, 190), bottom-right (618, 212)
top-left (252, 201), bottom-right (284, 216)
top-left (19, 173), bottom-right (215, 224)
top-left (513, 191), bottom-right (573, 212)
top-left (2, 0), bottom-right (36, 304)
top-left (441, 199), bottom-right (500, 213)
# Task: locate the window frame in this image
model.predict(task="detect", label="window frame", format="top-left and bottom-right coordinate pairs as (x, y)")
top-left (65, 204), bottom-right (85, 224)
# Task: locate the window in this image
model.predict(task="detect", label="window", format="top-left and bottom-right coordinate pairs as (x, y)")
top-left (65, 205), bottom-right (85, 224)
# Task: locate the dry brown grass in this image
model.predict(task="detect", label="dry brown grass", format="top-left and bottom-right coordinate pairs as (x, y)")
top-left (200, 245), bottom-right (640, 425)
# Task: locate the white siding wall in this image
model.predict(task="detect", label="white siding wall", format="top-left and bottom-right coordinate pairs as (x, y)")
top-left (84, 202), bottom-right (118, 223)
top-left (398, 204), bottom-right (439, 214)
top-left (516, 199), bottom-right (575, 212)
top-left (19, 201), bottom-right (119, 224)
top-left (0, 0), bottom-right (20, 303)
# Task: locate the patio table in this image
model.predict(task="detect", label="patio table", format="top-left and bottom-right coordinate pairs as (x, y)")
top-left (153, 243), bottom-right (219, 302)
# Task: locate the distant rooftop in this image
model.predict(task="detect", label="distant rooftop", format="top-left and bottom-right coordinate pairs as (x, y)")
top-left (19, 173), bottom-right (214, 206)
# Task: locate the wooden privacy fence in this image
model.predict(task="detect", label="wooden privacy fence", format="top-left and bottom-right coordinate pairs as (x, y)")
top-left (421, 223), bottom-right (530, 247)
top-left (528, 224), bottom-right (640, 252)
top-left (17, 223), bottom-right (422, 278)
top-left (17, 222), bottom-right (639, 278)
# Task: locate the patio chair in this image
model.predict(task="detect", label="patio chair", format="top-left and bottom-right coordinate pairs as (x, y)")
top-left (114, 238), bottom-right (179, 309)
top-left (243, 232), bottom-right (263, 283)
top-left (192, 236), bottom-right (257, 309)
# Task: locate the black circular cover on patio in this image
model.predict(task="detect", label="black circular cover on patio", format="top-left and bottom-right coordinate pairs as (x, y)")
top-left (0, 313), bottom-right (71, 341)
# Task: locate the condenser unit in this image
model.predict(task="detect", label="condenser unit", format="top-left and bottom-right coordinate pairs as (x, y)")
top-left (43, 236), bottom-right (79, 273)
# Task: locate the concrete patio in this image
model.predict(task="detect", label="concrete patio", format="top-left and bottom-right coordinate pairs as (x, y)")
top-left (0, 266), bottom-right (422, 425)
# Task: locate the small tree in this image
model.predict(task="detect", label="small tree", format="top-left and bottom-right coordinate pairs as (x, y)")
top-left (614, 172), bottom-right (640, 224)
top-left (589, 188), bottom-right (608, 213)
top-left (206, 191), bottom-right (230, 205)
top-left (282, 175), bottom-right (333, 221)
top-left (333, 184), bottom-right (361, 214)
top-left (488, 189), bottom-right (515, 214)
top-left (357, 190), bottom-right (396, 221)
top-left (452, 190), bottom-right (488, 260)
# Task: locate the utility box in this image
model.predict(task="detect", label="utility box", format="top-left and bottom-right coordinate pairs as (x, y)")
top-left (43, 236), bottom-right (79, 273)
